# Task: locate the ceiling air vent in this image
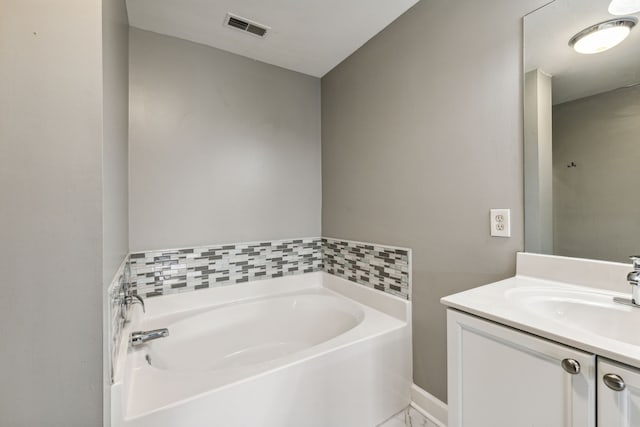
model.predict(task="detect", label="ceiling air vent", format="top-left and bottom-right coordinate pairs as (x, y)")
top-left (224, 13), bottom-right (269, 38)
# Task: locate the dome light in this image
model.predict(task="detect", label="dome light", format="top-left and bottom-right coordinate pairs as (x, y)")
top-left (569, 17), bottom-right (637, 54)
top-left (608, 0), bottom-right (640, 15)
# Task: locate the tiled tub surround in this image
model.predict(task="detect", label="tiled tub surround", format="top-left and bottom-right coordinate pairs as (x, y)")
top-left (128, 237), bottom-right (412, 300)
top-left (128, 238), bottom-right (323, 297)
top-left (108, 237), bottom-right (411, 382)
top-left (322, 237), bottom-right (411, 300)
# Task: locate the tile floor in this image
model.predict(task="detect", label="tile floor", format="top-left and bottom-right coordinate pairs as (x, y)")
top-left (379, 405), bottom-right (441, 427)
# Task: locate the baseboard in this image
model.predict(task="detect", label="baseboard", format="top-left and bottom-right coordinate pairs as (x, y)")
top-left (411, 383), bottom-right (448, 427)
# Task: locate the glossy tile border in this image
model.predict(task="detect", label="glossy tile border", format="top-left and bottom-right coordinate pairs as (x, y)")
top-left (128, 238), bottom-right (323, 297)
top-left (127, 237), bottom-right (411, 300)
top-left (322, 237), bottom-right (411, 300)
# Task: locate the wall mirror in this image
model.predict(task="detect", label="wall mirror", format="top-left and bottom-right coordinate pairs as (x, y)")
top-left (524, 0), bottom-right (640, 263)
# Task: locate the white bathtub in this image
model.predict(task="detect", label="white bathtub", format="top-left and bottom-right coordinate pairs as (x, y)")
top-left (111, 272), bottom-right (412, 427)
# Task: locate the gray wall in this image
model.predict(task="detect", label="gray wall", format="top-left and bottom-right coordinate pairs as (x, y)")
top-left (524, 69), bottom-right (554, 254)
top-left (321, 0), bottom-right (548, 402)
top-left (102, 0), bottom-right (129, 425)
top-left (553, 85), bottom-right (640, 263)
top-left (102, 0), bottom-right (129, 291)
top-left (0, 0), bottom-right (105, 425)
top-left (128, 29), bottom-right (322, 252)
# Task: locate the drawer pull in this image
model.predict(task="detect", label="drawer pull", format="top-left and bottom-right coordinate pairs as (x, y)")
top-left (603, 374), bottom-right (626, 391)
top-left (561, 358), bottom-right (581, 375)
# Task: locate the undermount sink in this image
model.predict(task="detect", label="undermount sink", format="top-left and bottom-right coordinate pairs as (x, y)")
top-left (506, 287), bottom-right (640, 346)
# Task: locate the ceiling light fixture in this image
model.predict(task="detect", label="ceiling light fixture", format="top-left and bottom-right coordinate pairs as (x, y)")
top-left (569, 17), bottom-right (637, 54)
top-left (608, 0), bottom-right (640, 15)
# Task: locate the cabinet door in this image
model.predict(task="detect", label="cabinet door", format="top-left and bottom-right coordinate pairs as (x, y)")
top-left (447, 309), bottom-right (596, 427)
top-left (597, 358), bottom-right (640, 426)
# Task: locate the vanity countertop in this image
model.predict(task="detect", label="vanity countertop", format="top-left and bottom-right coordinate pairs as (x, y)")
top-left (441, 274), bottom-right (640, 369)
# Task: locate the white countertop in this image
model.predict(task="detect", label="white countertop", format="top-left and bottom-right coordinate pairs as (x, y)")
top-left (441, 274), bottom-right (640, 369)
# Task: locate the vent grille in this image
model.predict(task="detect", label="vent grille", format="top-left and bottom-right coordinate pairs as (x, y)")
top-left (224, 13), bottom-right (269, 38)
top-left (227, 16), bottom-right (249, 31)
top-left (246, 24), bottom-right (267, 37)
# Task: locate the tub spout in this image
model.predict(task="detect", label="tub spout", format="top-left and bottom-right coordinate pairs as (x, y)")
top-left (130, 328), bottom-right (169, 347)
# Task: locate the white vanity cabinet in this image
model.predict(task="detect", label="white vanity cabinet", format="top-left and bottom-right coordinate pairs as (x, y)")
top-left (598, 358), bottom-right (640, 426)
top-left (447, 309), bottom-right (596, 427)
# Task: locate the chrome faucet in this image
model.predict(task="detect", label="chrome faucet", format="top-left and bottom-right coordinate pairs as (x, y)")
top-left (130, 328), bottom-right (169, 347)
top-left (627, 256), bottom-right (640, 304)
top-left (614, 256), bottom-right (640, 308)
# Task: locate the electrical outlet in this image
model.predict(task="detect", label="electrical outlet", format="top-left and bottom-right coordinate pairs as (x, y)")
top-left (490, 209), bottom-right (511, 237)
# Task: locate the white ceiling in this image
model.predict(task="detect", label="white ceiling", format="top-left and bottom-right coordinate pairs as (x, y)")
top-left (525, 0), bottom-right (640, 104)
top-left (126, 0), bottom-right (419, 77)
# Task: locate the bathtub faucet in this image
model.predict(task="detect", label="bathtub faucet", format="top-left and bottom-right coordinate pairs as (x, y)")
top-left (130, 328), bottom-right (169, 347)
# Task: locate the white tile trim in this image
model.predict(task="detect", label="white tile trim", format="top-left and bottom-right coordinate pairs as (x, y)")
top-left (411, 383), bottom-right (448, 427)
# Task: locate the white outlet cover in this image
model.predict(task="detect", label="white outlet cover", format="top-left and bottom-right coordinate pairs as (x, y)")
top-left (490, 209), bottom-right (511, 237)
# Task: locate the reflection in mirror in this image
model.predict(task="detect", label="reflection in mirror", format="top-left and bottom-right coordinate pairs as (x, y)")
top-left (524, 0), bottom-right (640, 263)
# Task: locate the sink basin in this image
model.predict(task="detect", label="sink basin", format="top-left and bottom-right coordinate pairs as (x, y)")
top-left (506, 287), bottom-right (640, 346)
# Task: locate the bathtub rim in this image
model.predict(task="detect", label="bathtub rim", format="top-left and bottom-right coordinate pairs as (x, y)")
top-left (113, 272), bottom-right (410, 382)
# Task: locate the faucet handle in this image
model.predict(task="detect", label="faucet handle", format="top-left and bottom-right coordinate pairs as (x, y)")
top-left (120, 294), bottom-right (146, 322)
top-left (630, 255), bottom-right (640, 270)
top-left (125, 294), bottom-right (146, 313)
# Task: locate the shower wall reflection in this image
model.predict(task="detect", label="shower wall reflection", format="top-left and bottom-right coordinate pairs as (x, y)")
top-left (524, 0), bottom-right (640, 263)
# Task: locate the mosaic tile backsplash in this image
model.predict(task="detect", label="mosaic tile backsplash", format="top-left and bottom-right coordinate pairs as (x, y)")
top-left (129, 238), bottom-right (323, 297)
top-left (322, 237), bottom-right (411, 300)
top-left (127, 237), bottom-right (411, 300)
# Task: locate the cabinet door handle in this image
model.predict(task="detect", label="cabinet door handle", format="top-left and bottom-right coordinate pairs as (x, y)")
top-left (561, 358), bottom-right (581, 374)
top-left (603, 373), bottom-right (626, 391)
